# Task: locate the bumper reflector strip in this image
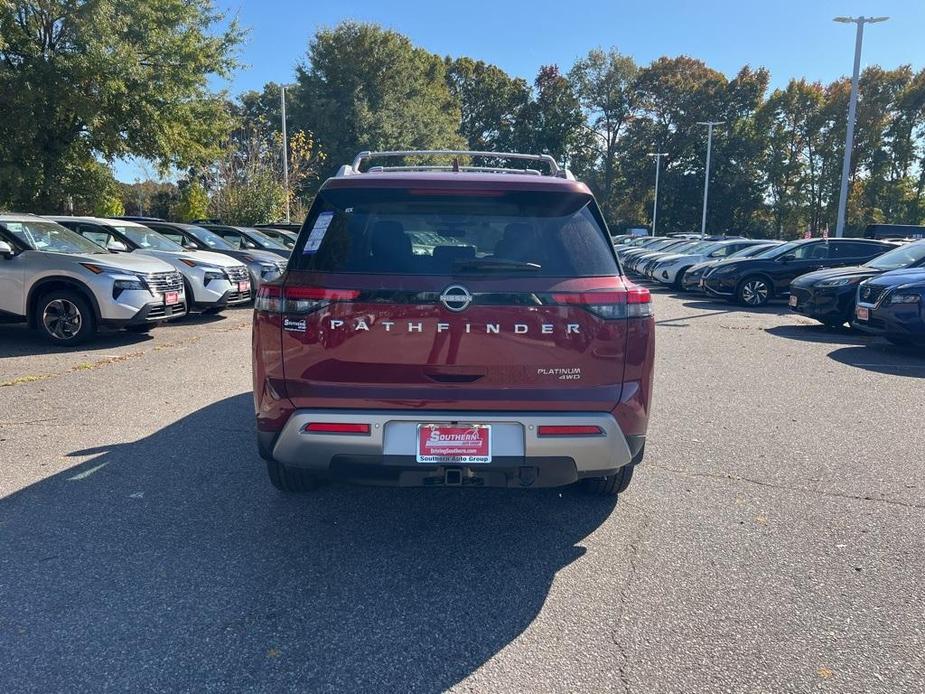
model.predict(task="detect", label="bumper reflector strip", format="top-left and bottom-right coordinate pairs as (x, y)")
top-left (537, 425), bottom-right (605, 437)
top-left (303, 423), bottom-right (371, 435)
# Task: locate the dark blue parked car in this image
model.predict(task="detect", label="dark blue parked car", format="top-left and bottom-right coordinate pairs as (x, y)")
top-left (790, 240), bottom-right (925, 327)
top-left (852, 268), bottom-right (925, 345)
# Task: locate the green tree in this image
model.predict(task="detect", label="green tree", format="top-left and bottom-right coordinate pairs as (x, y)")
top-left (514, 66), bottom-right (588, 168)
top-left (292, 22), bottom-right (464, 177)
top-left (173, 180), bottom-right (210, 222)
top-left (119, 181), bottom-right (180, 218)
top-left (568, 48), bottom-right (639, 219)
top-left (622, 57), bottom-right (731, 234)
top-left (93, 190), bottom-right (125, 218)
top-left (757, 80), bottom-right (826, 236)
top-left (207, 110), bottom-right (286, 225)
top-left (0, 0), bottom-right (241, 211)
top-left (445, 57), bottom-right (530, 151)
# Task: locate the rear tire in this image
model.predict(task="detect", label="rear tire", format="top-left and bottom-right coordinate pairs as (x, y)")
top-left (36, 290), bottom-right (96, 345)
top-left (581, 464), bottom-right (634, 497)
top-left (266, 459), bottom-right (319, 493)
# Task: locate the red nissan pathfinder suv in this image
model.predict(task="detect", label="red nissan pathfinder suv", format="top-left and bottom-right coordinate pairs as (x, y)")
top-left (252, 150), bottom-right (654, 495)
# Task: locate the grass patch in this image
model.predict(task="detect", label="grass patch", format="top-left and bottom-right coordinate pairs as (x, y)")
top-left (0, 374), bottom-right (52, 387)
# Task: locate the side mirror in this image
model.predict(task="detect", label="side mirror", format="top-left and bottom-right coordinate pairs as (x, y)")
top-left (108, 240), bottom-right (129, 252)
top-left (0, 240), bottom-right (13, 257)
top-left (779, 253), bottom-right (796, 262)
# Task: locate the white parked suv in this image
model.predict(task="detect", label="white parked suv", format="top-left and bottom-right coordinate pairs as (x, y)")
top-left (0, 213), bottom-right (185, 344)
top-left (648, 239), bottom-right (760, 289)
top-left (50, 216), bottom-right (252, 314)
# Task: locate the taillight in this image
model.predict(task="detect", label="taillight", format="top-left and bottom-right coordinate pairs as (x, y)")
top-left (537, 425), bottom-right (605, 437)
top-left (550, 282), bottom-right (652, 319)
top-left (625, 284), bottom-right (653, 318)
top-left (302, 422), bottom-right (370, 435)
top-left (254, 285), bottom-right (283, 312)
top-left (255, 285), bottom-right (359, 314)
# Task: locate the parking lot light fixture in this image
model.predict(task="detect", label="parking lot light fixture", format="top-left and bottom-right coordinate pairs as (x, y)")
top-left (647, 153), bottom-right (668, 236)
top-left (280, 83), bottom-right (296, 224)
top-left (833, 16), bottom-right (889, 238)
top-left (696, 122), bottom-right (724, 237)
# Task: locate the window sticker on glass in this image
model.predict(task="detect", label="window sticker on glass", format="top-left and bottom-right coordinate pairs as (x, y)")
top-left (303, 212), bottom-right (334, 254)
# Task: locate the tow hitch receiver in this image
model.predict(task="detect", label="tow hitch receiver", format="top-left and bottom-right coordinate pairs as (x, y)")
top-left (444, 468), bottom-right (463, 486)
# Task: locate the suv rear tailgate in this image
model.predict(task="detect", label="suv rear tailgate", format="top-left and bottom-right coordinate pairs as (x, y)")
top-left (279, 272), bottom-right (628, 412)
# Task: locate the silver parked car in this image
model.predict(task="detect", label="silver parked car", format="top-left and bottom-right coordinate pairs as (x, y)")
top-left (50, 216), bottom-right (252, 314)
top-left (133, 220), bottom-right (286, 292)
top-left (0, 213), bottom-right (185, 344)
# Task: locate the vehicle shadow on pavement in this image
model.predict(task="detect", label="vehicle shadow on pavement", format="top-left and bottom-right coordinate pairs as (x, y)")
top-left (680, 298), bottom-right (791, 317)
top-left (0, 393), bottom-right (617, 692)
top-left (827, 344), bottom-right (925, 378)
top-left (0, 323), bottom-right (152, 358)
top-left (764, 324), bottom-right (869, 346)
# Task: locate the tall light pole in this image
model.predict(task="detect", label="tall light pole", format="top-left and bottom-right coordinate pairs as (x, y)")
top-left (833, 16), bottom-right (888, 237)
top-left (647, 152), bottom-right (668, 235)
top-left (696, 121), bottom-right (724, 236)
top-left (280, 84), bottom-right (294, 223)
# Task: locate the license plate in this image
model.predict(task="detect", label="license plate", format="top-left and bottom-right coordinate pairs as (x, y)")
top-left (416, 424), bottom-right (491, 464)
top-left (789, 295), bottom-right (798, 307)
top-left (856, 306), bottom-right (870, 321)
top-left (238, 281), bottom-right (251, 294)
top-left (164, 291), bottom-right (179, 305)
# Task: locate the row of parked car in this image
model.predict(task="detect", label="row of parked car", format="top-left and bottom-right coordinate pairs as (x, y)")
top-left (0, 213), bottom-right (296, 344)
top-left (615, 233), bottom-right (925, 346)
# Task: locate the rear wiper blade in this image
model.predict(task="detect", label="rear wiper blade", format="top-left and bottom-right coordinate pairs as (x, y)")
top-left (452, 258), bottom-right (542, 272)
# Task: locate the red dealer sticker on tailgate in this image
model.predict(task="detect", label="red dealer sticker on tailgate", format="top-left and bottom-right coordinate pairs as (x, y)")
top-left (416, 425), bottom-right (491, 464)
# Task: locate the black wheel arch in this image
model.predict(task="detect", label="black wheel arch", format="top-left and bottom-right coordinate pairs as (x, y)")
top-left (27, 277), bottom-right (102, 328)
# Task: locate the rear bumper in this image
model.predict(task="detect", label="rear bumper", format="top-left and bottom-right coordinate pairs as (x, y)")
top-left (263, 409), bottom-right (642, 488)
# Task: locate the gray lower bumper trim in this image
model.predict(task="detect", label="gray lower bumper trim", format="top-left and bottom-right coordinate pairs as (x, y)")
top-left (271, 409), bottom-right (633, 475)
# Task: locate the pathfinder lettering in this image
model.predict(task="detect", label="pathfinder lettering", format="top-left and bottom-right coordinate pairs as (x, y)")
top-left (327, 319), bottom-right (580, 334)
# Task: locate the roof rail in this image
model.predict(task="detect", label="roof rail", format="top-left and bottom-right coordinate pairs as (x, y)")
top-left (366, 165), bottom-right (543, 176)
top-left (341, 150), bottom-right (572, 179)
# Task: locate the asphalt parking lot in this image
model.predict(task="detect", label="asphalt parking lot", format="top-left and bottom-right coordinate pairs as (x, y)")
top-left (1, 292), bottom-right (923, 693)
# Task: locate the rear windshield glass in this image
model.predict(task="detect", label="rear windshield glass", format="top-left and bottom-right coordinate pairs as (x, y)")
top-left (291, 188), bottom-right (619, 277)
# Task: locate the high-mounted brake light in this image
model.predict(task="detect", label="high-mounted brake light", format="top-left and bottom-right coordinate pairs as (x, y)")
top-left (537, 425), bottom-right (605, 437)
top-left (302, 422), bottom-right (370, 435)
top-left (254, 285), bottom-right (359, 313)
top-left (407, 188), bottom-right (505, 197)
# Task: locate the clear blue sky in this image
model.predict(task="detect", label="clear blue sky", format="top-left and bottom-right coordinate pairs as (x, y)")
top-left (116, 0), bottom-right (924, 181)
